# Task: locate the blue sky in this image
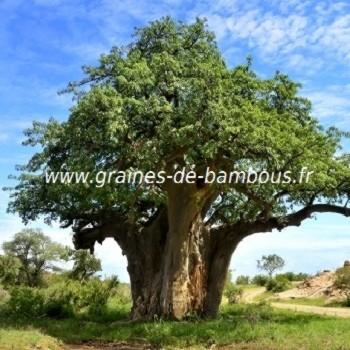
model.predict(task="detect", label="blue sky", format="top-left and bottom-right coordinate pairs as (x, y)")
top-left (1, 0), bottom-right (350, 282)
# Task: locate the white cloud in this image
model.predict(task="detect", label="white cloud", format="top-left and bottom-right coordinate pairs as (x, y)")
top-left (193, 1), bottom-right (350, 72)
top-left (305, 86), bottom-right (350, 126)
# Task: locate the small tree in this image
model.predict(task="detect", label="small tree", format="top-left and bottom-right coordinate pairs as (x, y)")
top-left (69, 249), bottom-right (102, 281)
top-left (2, 229), bottom-right (67, 286)
top-left (257, 254), bottom-right (285, 277)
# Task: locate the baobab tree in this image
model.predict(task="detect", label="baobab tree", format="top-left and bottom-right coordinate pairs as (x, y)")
top-left (7, 17), bottom-right (350, 320)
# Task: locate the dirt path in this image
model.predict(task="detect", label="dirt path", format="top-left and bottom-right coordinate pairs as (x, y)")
top-left (242, 286), bottom-right (350, 318)
top-left (271, 302), bottom-right (350, 318)
top-left (241, 287), bottom-right (266, 303)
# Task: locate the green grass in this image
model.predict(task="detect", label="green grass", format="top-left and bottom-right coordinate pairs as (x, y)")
top-left (2, 300), bottom-right (350, 349)
top-left (274, 297), bottom-right (348, 308)
top-left (274, 297), bottom-right (328, 307)
top-left (0, 328), bottom-right (62, 350)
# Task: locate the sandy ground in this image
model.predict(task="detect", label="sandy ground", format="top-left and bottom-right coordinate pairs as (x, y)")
top-left (242, 285), bottom-right (350, 318)
top-left (271, 302), bottom-right (350, 318)
top-left (241, 287), bottom-right (266, 303)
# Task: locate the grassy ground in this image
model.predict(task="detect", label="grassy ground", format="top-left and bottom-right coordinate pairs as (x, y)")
top-left (273, 297), bottom-right (348, 308)
top-left (2, 299), bottom-right (350, 350)
top-left (274, 297), bottom-right (328, 307)
top-left (2, 283), bottom-right (350, 350)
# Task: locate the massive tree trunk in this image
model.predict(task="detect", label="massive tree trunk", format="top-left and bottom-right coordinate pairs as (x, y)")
top-left (73, 185), bottom-right (245, 321)
top-left (123, 185), bottom-right (242, 320)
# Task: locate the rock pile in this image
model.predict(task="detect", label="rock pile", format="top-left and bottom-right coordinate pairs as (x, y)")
top-left (277, 263), bottom-right (350, 301)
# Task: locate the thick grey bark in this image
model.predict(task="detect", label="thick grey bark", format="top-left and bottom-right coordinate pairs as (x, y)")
top-left (125, 185), bottom-right (242, 320)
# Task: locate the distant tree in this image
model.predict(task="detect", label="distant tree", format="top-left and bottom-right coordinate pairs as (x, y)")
top-left (0, 254), bottom-right (22, 287)
top-left (2, 229), bottom-right (67, 286)
top-left (69, 249), bottom-right (102, 281)
top-left (235, 275), bottom-right (250, 285)
top-left (257, 254), bottom-right (285, 277)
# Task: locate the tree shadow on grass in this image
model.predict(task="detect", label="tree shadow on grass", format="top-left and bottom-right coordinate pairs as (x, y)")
top-left (0, 304), bottom-right (348, 349)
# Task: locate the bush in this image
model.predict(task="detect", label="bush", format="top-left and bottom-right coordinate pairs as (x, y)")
top-left (43, 281), bottom-right (79, 318)
top-left (235, 275), bottom-right (250, 285)
top-left (276, 272), bottom-right (309, 282)
top-left (224, 284), bottom-right (243, 304)
top-left (4, 276), bottom-right (119, 319)
top-left (335, 266), bottom-right (350, 306)
top-left (7, 287), bottom-right (44, 317)
top-left (251, 274), bottom-right (269, 286)
top-left (266, 277), bottom-right (291, 293)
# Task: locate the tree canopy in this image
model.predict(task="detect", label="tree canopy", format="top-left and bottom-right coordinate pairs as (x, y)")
top-left (2, 229), bottom-right (67, 287)
top-left (8, 17), bottom-right (350, 237)
top-left (257, 254), bottom-right (285, 277)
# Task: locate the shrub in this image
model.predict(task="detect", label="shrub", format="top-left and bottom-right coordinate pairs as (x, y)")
top-left (111, 283), bottom-right (131, 305)
top-left (276, 272), bottom-right (309, 281)
top-left (266, 277), bottom-right (291, 293)
top-left (4, 276), bottom-right (119, 319)
top-left (251, 274), bottom-right (269, 286)
top-left (224, 284), bottom-right (243, 304)
top-left (43, 281), bottom-right (79, 318)
top-left (7, 286), bottom-right (44, 317)
top-left (0, 255), bottom-right (22, 287)
top-left (335, 266), bottom-right (350, 306)
top-left (235, 275), bottom-right (250, 285)
top-left (78, 278), bottom-right (116, 316)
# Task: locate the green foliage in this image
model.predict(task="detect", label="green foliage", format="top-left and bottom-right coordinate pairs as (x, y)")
top-left (335, 266), bottom-right (350, 306)
top-left (78, 278), bottom-right (115, 315)
top-left (235, 275), bottom-right (250, 285)
top-left (251, 274), bottom-right (269, 286)
top-left (257, 254), bottom-right (285, 277)
top-left (4, 275), bottom-right (119, 319)
top-left (68, 249), bottom-right (102, 281)
top-left (2, 229), bottom-right (67, 287)
top-left (7, 287), bottom-right (45, 317)
top-left (43, 281), bottom-right (78, 318)
top-left (276, 271), bottom-right (309, 281)
top-left (7, 17), bottom-right (350, 247)
top-left (265, 276), bottom-right (291, 293)
top-left (224, 284), bottom-right (243, 304)
top-left (0, 288), bottom-right (9, 305)
top-left (0, 254), bottom-right (22, 287)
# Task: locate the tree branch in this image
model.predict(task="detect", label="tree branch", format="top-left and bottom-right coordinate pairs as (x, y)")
top-left (246, 203), bottom-right (350, 236)
top-left (212, 203), bottom-right (350, 249)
